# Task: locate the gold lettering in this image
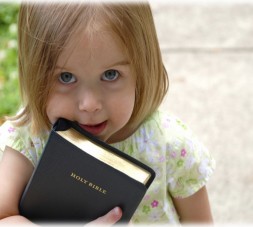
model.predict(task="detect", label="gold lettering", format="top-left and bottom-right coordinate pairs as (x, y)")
top-left (70, 172), bottom-right (76, 178)
top-left (71, 172), bottom-right (107, 194)
top-left (80, 178), bottom-right (88, 184)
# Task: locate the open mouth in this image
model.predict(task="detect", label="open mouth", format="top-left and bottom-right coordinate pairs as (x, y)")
top-left (79, 121), bottom-right (107, 136)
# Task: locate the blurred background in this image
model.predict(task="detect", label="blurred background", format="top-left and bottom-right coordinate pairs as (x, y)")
top-left (0, 3), bottom-right (20, 124)
top-left (0, 1), bottom-right (253, 225)
top-left (151, 1), bottom-right (253, 225)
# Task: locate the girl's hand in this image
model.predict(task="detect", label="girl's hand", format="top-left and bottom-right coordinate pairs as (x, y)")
top-left (85, 207), bottom-right (122, 226)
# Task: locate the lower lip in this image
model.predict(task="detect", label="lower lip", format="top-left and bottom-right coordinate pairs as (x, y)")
top-left (79, 121), bottom-right (107, 136)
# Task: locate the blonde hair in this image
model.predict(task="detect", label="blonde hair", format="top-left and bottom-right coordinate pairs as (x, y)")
top-left (14, 2), bottom-right (168, 135)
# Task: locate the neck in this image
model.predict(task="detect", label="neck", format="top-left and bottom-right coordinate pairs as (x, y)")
top-left (106, 124), bottom-right (138, 144)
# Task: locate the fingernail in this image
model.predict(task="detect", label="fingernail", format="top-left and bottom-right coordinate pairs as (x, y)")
top-left (113, 207), bottom-right (121, 216)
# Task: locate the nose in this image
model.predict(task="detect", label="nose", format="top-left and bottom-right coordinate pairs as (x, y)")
top-left (78, 89), bottom-right (102, 113)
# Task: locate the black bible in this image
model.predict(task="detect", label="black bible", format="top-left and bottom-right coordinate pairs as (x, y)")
top-left (19, 118), bottom-right (155, 224)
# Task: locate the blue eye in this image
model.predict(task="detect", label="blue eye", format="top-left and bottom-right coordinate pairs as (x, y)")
top-left (102, 70), bottom-right (119, 81)
top-left (59, 72), bottom-right (76, 84)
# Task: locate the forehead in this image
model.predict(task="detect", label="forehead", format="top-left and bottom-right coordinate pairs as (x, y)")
top-left (57, 28), bottom-right (128, 69)
top-left (52, 5), bottom-right (130, 69)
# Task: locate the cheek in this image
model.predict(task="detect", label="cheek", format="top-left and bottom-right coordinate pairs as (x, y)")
top-left (125, 83), bottom-right (136, 114)
top-left (111, 89), bottom-right (135, 123)
top-left (46, 94), bottom-right (73, 124)
top-left (46, 97), bottom-right (58, 124)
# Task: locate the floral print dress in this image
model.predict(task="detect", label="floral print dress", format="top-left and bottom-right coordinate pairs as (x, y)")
top-left (0, 110), bottom-right (215, 224)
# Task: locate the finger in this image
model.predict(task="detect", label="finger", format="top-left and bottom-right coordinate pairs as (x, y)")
top-left (86, 207), bottom-right (122, 226)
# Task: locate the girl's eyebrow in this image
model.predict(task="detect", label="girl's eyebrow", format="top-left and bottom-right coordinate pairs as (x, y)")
top-left (55, 65), bottom-right (66, 70)
top-left (55, 60), bottom-right (130, 70)
top-left (105, 60), bottom-right (130, 68)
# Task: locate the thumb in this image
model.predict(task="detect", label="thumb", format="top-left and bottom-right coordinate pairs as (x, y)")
top-left (86, 207), bottom-right (122, 226)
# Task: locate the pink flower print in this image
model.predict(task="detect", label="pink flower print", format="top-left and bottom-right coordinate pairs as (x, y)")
top-left (151, 200), bottom-right (159, 208)
top-left (181, 149), bottom-right (187, 157)
top-left (144, 194), bottom-right (150, 200)
top-left (170, 151), bottom-right (177, 159)
top-left (159, 155), bottom-right (165, 162)
top-left (142, 205), bottom-right (151, 214)
top-left (8, 127), bottom-right (15, 133)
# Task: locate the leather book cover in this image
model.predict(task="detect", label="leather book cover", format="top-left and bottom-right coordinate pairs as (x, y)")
top-left (19, 118), bottom-right (156, 224)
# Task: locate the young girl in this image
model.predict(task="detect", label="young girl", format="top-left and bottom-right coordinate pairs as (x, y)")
top-left (0, 2), bottom-right (215, 225)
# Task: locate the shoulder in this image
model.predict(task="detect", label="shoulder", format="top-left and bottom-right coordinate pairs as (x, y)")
top-left (120, 110), bottom-right (195, 151)
top-left (0, 120), bottom-right (23, 162)
top-left (0, 120), bottom-right (48, 166)
top-left (142, 110), bottom-right (216, 197)
top-left (0, 120), bottom-right (25, 151)
top-left (120, 110), bottom-right (197, 157)
top-left (141, 110), bottom-right (194, 143)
